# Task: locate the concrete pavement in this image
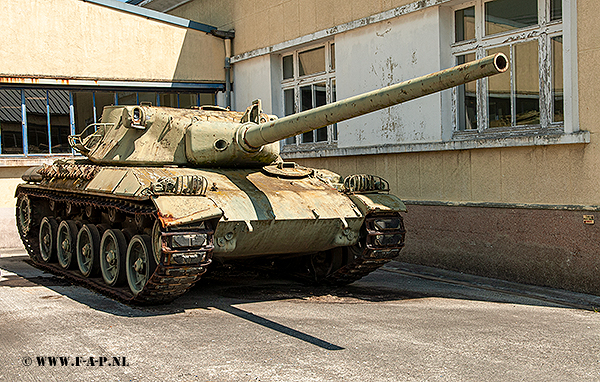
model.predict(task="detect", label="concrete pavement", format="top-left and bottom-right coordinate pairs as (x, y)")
top-left (1, 250), bottom-right (599, 382)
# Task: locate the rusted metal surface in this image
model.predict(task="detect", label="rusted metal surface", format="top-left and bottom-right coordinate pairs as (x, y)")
top-left (349, 193), bottom-right (408, 215)
top-left (153, 195), bottom-right (222, 228)
top-left (39, 161), bottom-right (99, 180)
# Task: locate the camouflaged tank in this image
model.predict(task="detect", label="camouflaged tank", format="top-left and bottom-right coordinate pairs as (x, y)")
top-left (15, 54), bottom-right (508, 304)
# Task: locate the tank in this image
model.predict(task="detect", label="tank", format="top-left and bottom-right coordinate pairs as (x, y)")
top-left (15, 54), bottom-right (508, 304)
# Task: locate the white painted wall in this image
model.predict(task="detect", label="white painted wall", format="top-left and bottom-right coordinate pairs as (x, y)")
top-left (335, 6), bottom-right (447, 148)
top-left (231, 55), bottom-right (274, 114)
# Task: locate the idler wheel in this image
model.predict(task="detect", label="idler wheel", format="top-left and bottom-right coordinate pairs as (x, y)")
top-left (57, 220), bottom-right (79, 269)
top-left (126, 235), bottom-right (157, 295)
top-left (39, 217), bottom-right (58, 263)
top-left (100, 229), bottom-right (127, 286)
top-left (77, 224), bottom-right (101, 277)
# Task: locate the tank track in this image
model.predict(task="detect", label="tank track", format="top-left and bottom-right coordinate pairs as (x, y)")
top-left (324, 212), bottom-right (405, 285)
top-left (284, 212), bottom-right (405, 286)
top-left (16, 186), bottom-right (210, 305)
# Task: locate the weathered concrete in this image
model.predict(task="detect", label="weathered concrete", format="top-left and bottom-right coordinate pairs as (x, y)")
top-left (1, 251), bottom-right (599, 382)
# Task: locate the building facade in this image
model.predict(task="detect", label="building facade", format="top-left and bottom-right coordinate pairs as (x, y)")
top-left (2, 0), bottom-right (599, 296)
top-left (144, 0), bottom-right (600, 295)
top-left (0, 0), bottom-right (227, 246)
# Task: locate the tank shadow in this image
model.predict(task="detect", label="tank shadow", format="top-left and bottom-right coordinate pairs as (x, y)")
top-left (2, 254), bottom-right (599, 351)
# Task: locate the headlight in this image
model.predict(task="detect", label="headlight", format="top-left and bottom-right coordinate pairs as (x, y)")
top-left (373, 217), bottom-right (403, 231)
top-left (171, 233), bottom-right (207, 248)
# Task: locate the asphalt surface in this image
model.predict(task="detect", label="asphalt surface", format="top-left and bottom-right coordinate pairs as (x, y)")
top-left (1, 250), bottom-right (600, 382)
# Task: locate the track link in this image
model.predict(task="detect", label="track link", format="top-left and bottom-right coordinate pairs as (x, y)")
top-left (16, 185), bottom-right (211, 305)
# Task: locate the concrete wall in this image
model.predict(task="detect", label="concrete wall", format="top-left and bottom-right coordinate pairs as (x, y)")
top-left (1, 0), bottom-right (225, 82)
top-left (335, 7), bottom-right (449, 147)
top-left (168, 0), bottom-right (415, 55)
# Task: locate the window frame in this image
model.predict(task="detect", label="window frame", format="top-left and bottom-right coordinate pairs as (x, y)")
top-left (451, 0), bottom-right (564, 134)
top-left (0, 88), bottom-right (216, 157)
top-left (280, 41), bottom-right (337, 147)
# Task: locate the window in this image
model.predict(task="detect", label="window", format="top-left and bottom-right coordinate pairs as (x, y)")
top-left (281, 41), bottom-right (337, 146)
top-left (0, 88), bottom-right (216, 156)
top-left (452, 0), bottom-right (562, 131)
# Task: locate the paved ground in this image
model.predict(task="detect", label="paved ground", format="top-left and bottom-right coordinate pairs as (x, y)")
top-left (1, 250), bottom-right (600, 382)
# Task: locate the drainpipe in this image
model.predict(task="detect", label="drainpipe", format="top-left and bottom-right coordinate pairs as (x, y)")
top-left (224, 38), bottom-right (232, 109)
top-left (210, 29), bottom-right (235, 109)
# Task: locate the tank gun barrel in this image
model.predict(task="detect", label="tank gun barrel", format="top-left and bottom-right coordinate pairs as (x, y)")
top-left (241, 53), bottom-right (508, 149)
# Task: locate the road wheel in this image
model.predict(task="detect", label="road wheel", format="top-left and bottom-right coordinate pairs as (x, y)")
top-left (57, 220), bottom-right (79, 269)
top-left (126, 235), bottom-right (157, 295)
top-left (100, 229), bottom-right (127, 286)
top-left (77, 224), bottom-right (101, 277)
top-left (39, 217), bottom-right (58, 263)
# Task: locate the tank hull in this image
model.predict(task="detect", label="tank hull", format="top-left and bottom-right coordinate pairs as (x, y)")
top-left (16, 161), bottom-right (406, 304)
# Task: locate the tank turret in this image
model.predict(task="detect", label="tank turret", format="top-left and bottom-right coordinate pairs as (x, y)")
top-left (16, 54), bottom-right (507, 305)
top-left (69, 53), bottom-right (507, 168)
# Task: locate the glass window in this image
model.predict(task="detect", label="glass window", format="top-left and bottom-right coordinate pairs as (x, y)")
top-left (283, 89), bottom-right (295, 144)
top-left (25, 89), bottom-right (49, 154)
top-left (179, 93), bottom-right (198, 108)
top-left (552, 36), bottom-right (564, 122)
top-left (72, 91), bottom-right (94, 135)
top-left (0, 89), bottom-right (23, 154)
top-left (514, 40), bottom-right (540, 125)
top-left (300, 85), bottom-right (313, 143)
top-left (159, 93), bottom-right (178, 107)
top-left (314, 83), bottom-right (327, 142)
top-left (331, 80), bottom-right (337, 140)
top-left (298, 46), bottom-right (326, 77)
top-left (48, 90), bottom-right (71, 153)
top-left (457, 53), bottom-right (477, 130)
top-left (487, 46), bottom-right (511, 128)
top-left (95, 92), bottom-right (116, 122)
top-left (455, 7), bottom-right (475, 42)
top-left (280, 42), bottom-right (336, 146)
top-left (330, 44), bottom-right (336, 71)
top-left (550, 0), bottom-right (562, 21)
top-left (454, 0), bottom-right (562, 131)
top-left (138, 92), bottom-right (157, 105)
top-left (283, 55), bottom-right (294, 80)
top-left (485, 0), bottom-right (538, 36)
top-left (117, 92), bottom-right (137, 105)
top-left (199, 93), bottom-right (215, 106)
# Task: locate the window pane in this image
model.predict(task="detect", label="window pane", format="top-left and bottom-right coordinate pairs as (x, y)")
top-left (551, 0), bottom-right (562, 21)
top-left (485, 0), bottom-right (538, 36)
top-left (179, 93), bottom-right (198, 108)
top-left (284, 89), bottom-right (296, 144)
top-left (330, 44), bottom-right (336, 71)
top-left (139, 92), bottom-right (157, 106)
top-left (283, 55), bottom-right (294, 80)
top-left (95, 92), bottom-right (116, 122)
top-left (314, 83), bottom-right (327, 142)
top-left (117, 92), bottom-right (136, 105)
top-left (25, 89), bottom-right (49, 154)
top-left (487, 46), bottom-right (511, 128)
top-left (514, 40), bottom-right (539, 125)
top-left (72, 91), bottom-right (94, 135)
top-left (300, 85), bottom-right (313, 143)
top-left (0, 89), bottom-right (23, 154)
top-left (552, 36), bottom-right (564, 122)
top-left (457, 53), bottom-right (477, 130)
top-left (199, 93), bottom-right (215, 106)
top-left (455, 7), bottom-right (475, 42)
top-left (332, 80), bottom-right (337, 140)
top-left (159, 93), bottom-right (178, 107)
top-left (48, 90), bottom-right (71, 153)
top-left (298, 47), bottom-right (325, 77)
